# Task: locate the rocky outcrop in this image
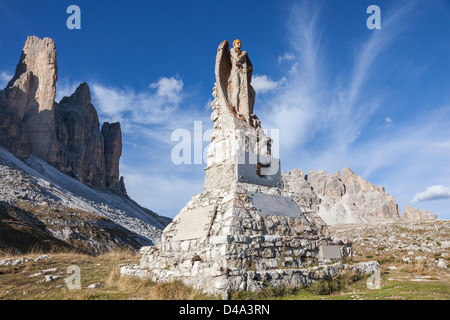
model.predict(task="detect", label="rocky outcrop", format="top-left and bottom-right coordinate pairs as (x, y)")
top-left (56, 83), bottom-right (106, 187)
top-left (283, 168), bottom-right (401, 225)
top-left (4, 36), bottom-right (60, 163)
top-left (101, 122), bottom-right (124, 192)
top-left (401, 205), bottom-right (438, 221)
top-left (0, 91), bottom-right (30, 158)
top-left (0, 36), bottom-right (125, 195)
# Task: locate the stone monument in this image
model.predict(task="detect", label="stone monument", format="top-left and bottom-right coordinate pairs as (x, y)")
top-left (121, 40), bottom-right (379, 298)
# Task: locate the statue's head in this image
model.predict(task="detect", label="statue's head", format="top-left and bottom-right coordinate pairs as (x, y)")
top-left (233, 39), bottom-right (241, 50)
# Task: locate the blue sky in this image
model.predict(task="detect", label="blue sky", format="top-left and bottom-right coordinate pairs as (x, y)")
top-left (1, 0), bottom-right (449, 219)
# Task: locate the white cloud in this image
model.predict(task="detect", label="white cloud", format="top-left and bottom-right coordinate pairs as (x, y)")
top-left (385, 116), bottom-right (393, 127)
top-left (56, 78), bottom-right (80, 103)
top-left (413, 185), bottom-right (450, 203)
top-left (149, 76), bottom-right (183, 103)
top-left (91, 76), bottom-right (186, 127)
top-left (252, 74), bottom-right (283, 93)
top-left (0, 71), bottom-right (12, 89)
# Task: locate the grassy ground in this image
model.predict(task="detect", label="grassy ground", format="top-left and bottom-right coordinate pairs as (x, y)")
top-left (1, 249), bottom-right (448, 300)
top-left (230, 265), bottom-right (450, 300)
top-left (0, 249), bottom-right (216, 300)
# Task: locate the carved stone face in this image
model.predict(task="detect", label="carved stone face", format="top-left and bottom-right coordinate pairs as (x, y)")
top-left (234, 40), bottom-right (241, 50)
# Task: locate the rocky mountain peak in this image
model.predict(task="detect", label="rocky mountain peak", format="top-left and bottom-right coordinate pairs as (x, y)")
top-left (284, 168), bottom-right (401, 224)
top-left (0, 36), bottom-right (125, 195)
top-left (60, 82), bottom-right (91, 106)
top-left (6, 36), bottom-right (58, 118)
top-left (284, 168), bottom-right (438, 224)
top-left (401, 205), bottom-right (438, 221)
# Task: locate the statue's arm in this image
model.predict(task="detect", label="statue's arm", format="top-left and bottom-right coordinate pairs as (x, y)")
top-left (230, 48), bottom-right (246, 63)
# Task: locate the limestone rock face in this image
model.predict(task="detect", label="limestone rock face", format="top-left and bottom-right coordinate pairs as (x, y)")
top-left (6, 36), bottom-right (58, 118)
top-left (0, 36), bottom-right (125, 195)
top-left (56, 83), bottom-right (106, 187)
top-left (283, 167), bottom-right (401, 225)
top-left (0, 91), bottom-right (30, 158)
top-left (101, 122), bottom-right (124, 192)
top-left (4, 36), bottom-right (60, 164)
top-left (401, 205), bottom-right (438, 221)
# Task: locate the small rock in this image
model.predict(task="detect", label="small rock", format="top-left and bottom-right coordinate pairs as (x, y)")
top-left (0, 259), bottom-right (13, 266)
top-left (29, 272), bottom-right (42, 277)
top-left (12, 258), bottom-right (26, 266)
top-left (87, 283), bottom-right (102, 289)
top-left (387, 266), bottom-right (397, 270)
top-left (44, 275), bottom-right (62, 282)
top-left (35, 255), bottom-right (52, 261)
top-left (437, 259), bottom-right (447, 269)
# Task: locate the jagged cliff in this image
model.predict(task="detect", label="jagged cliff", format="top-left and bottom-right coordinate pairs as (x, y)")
top-left (0, 36), bottom-right (124, 194)
top-left (283, 168), bottom-right (436, 225)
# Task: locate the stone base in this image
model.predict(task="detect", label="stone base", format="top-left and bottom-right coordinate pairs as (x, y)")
top-left (121, 258), bottom-right (380, 299)
top-left (118, 182), bottom-right (377, 298)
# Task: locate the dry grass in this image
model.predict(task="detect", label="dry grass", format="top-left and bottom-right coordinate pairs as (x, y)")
top-left (0, 248), bottom-right (215, 300)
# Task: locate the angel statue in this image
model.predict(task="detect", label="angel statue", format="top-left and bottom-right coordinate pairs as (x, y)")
top-left (215, 39), bottom-right (256, 124)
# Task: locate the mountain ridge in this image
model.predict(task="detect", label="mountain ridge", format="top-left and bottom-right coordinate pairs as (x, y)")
top-left (0, 36), bottom-right (171, 254)
top-left (283, 167), bottom-right (437, 224)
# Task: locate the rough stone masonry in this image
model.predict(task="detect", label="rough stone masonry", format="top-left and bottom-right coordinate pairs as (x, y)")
top-left (121, 40), bottom-right (379, 298)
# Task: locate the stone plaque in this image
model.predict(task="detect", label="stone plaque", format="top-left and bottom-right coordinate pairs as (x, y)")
top-left (318, 245), bottom-right (342, 261)
top-left (172, 205), bottom-right (217, 241)
top-left (247, 192), bottom-right (306, 219)
top-left (236, 150), bottom-right (282, 187)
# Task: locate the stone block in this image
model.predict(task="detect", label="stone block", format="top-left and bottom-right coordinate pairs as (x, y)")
top-left (210, 235), bottom-right (234, 245)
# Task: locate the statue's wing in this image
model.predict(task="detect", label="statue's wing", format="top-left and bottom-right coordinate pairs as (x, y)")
top-left (215, 41), bottom-right (235, 114)
top-left (246, 54), bottom-right (253, 82)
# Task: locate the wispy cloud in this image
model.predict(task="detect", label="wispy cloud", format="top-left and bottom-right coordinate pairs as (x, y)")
top-left (0, 71), bottom-right (12, 89)
top-left (259, 0), bottom-right (420, 161)
top-left (255, 1), bottom-right (449, 219)
top-left (278, 52), bottom-right (295, 63)
top-left (384, 116), bottom-right (393, 126)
